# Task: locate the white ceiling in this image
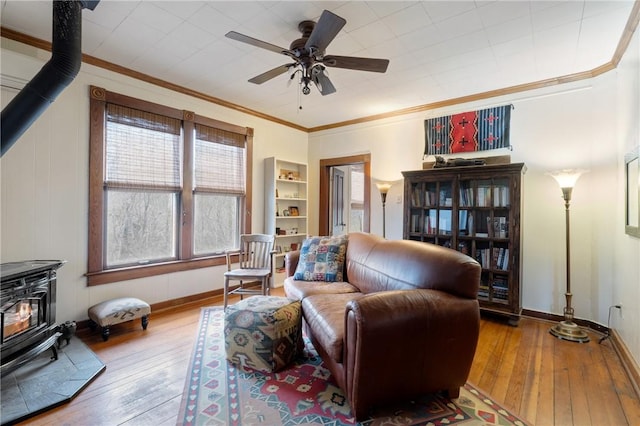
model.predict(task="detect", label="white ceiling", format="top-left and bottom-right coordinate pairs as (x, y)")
top-left (0, 1), bottom-right (635, 130)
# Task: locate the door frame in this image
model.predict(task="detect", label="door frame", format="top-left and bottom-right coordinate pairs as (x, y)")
top-left (319, 154), bottom-right (371, 236)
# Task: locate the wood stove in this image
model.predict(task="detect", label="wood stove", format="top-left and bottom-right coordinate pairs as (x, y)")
top-left (1, 260), bottom-right (65, 376)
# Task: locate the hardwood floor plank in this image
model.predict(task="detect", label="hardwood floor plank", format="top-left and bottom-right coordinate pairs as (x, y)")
top-left (602, 339), bottom-right (640, 425)
top-left (535, 320), bottom-right (556, 425)
top-left (14, 291), bottom-right (640, 426)
top-left (519, 319), bottom-right (544, 423)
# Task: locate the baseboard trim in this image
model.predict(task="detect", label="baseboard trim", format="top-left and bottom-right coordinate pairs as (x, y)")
top-left (611, 329), bottom-right (640, 399)
top-left (521, 309), bottom-right (609, 334)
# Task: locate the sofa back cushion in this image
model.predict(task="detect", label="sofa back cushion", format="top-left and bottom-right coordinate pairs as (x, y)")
top-left (293, 235), bottom-right (348, 282)
top-left (346, 232), bottom-right (480, 299)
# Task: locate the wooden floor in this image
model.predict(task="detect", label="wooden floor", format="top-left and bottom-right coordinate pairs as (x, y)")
top-left (21, 288), bottom-right (640, 426)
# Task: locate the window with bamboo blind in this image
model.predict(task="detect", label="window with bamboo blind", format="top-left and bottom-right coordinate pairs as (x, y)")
top-left (88, 86), bottom-right (253, 285)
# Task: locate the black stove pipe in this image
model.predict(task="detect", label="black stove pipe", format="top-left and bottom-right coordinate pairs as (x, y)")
top-left (1, 0), bottom-right (99, 157)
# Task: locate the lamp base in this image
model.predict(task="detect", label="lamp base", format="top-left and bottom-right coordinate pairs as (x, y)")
top-left (549, 320), bottom-right (590, 343)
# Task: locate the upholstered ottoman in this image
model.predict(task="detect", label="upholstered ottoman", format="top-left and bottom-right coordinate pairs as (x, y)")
top-left (88, 297), bottom-right (150, 341)
top-left (224, 296), bottom-right (302, 373)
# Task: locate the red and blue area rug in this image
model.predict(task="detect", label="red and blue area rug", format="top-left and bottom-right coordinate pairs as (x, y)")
top-left (177, 307), bottom-right (529, 425)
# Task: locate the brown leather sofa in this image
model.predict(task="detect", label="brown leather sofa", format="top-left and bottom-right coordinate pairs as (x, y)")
top-left (284, 232), bottom-right (481, 420)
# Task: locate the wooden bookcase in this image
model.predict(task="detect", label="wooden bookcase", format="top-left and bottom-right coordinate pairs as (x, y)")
top-left (402, 163), bottom-right (526, 325)
top-left (264, 157), bottom-right (308, 286)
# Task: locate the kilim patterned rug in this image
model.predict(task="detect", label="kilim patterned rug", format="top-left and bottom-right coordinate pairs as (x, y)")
top-left (177, 307), bottom-right (530, 426)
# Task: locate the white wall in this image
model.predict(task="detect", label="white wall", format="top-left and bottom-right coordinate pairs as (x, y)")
top-left (0, 40), bottom-right (307, 323)
top-left (308, 30), bottom-right (640, 363)
top-left (612, 27), bottom-right (640, 365)
top-left (2, 29), bottom-right (639, 365)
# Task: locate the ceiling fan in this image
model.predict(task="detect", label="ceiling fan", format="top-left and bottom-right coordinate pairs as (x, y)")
top-left (225, 10), bottom-right (390, 96)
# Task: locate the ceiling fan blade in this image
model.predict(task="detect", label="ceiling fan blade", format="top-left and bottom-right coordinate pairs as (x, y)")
top-left (323, 55), bottom-right (390, 73)
top-left (225, 31), bottom-right (289, 55)
top-left (305, 10), bottom-right (346, 53)
top-left (312, 67), bottom-right (336, 96)
top-left (248, 64), bottom-right (294, 84)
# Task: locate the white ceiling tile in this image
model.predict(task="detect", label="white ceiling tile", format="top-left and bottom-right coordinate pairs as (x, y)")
top-left (531, 1), bottom-right (585, 32)
top-left (0, 0), bottom-right (633, 129)
top-left (81, 20), bottom-right (112, 54)
top-left (209, 1), bottom-right (270, 24)
top-left (476, 0), bottom-right (531, 28)
top-left (187, 4), bottom-right (241, 37)
top-left (397, 23), bottom-right (443, 50)
top-left (168, 21), bottom-right (216, 50)
top-left (333, 1), bottom-right (378, 32)
top-left (85, 1), bottom-right (141, 30)
top-left (366, 1), bottom-right (418, 19)
top-left (434, 8), bottom-right (485, 41)
top-left (382, 3), bottom-right (433, 37)
top-left (422, 1), bottom-right (479, 23)
top-left (348, 20), bottom-right (395, 50)
top-left (492, 35), bottom-right (535, 59)
top-left (128, 2), bottom-right (183, 35)
top-left (484, 15), bottom-right (533, 46)
top-left (154, 1), bottom-right (206, 21)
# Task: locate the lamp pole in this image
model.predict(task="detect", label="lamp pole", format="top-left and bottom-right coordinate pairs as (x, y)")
top-left (548, 169), bottom-right (589, 343)
top-left (376, 182), bottom-right (392, 238)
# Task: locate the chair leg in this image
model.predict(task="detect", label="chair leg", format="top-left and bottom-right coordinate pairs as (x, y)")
top-left (223, 277), bottom-right (229, 309)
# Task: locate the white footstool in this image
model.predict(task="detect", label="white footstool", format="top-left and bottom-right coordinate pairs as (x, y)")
top-left (88, 297), bottom-right (150, 341)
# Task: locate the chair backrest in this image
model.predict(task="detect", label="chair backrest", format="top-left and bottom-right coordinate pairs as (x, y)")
top-left (238, 234), bottom-right (275, 270)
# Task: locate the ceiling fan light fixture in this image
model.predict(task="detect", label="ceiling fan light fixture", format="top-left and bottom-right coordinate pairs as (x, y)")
top-left (225, 9), bottom-right (389, 97)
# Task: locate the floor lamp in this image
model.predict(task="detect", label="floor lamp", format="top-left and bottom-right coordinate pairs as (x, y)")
top-left (548, 169), bottom-right (590, 343)
top-left (376, 182), bottom-right (392, 238)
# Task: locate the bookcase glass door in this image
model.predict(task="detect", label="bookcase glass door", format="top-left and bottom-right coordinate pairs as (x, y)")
top-left (409, 180), bottom-right (454, 248)
top-left (459, 176), bottom-right (512, 307)
top-left (403, 163), bottom-right (525, 325)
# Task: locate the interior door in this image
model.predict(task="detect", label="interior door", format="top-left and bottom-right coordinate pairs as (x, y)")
top-left (319, 154), bottom-right (371, 236)
top-left (331, 168), bottom-right (346, 236)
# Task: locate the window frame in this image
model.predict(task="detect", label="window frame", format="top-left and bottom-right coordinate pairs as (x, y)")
top-left (87, 86), bottom-right (253, 286)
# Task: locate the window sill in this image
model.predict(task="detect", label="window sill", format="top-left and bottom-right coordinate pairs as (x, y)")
top-left (86, 256), bottom-right (227, 286)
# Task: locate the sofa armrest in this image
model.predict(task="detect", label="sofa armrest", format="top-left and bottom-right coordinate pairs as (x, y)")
top-left (284, 250), bottom-right (300, 277)
top-left (343, 289), bottom-right (479, 417)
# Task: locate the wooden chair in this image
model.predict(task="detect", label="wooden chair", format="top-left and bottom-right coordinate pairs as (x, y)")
top-left (223, 234), bottom-right (276, 309)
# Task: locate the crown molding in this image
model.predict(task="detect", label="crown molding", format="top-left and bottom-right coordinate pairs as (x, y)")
top-left (2, 1), bottom-right (639, 134)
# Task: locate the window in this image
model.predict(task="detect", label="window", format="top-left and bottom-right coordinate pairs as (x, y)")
top-left (88, 86), bottom-right (253, 285)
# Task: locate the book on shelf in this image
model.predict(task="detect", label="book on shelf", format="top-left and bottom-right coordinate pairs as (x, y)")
top-left (478, 285), bottom-right (489, 298)
top-left (493, 186), bottom-right (510, 207)
top-left (477, 185), bottom-right (491, 207)
top-left (458, 210), bottom-right (468, 235)
top-left (424, 211), bottom-right (437, 233)
top-left (459, 185), bottom-right (473, 207)
top-left (411, 186), bottom-right (421, 207)
top-left (439, 210), bottom-right (452, 234)
top-left (490, 216), bottom-right (508, 238)
top-left (411, 214), bottom-right (421, 233)
top-left (491, 247), bottom-right (509, 270)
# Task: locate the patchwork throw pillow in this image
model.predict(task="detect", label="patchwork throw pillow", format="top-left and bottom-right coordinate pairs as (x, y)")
top-left (293, 235), bottom-right (348, 282)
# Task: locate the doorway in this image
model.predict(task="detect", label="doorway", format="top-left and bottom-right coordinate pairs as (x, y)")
top-left (319, 154), bottom-right (371, 236)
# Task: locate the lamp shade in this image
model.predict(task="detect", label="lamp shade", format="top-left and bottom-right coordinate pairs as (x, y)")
top-left (375, 182), bottom-right (392, 194)
top-left (547, 169), bottom-right (588, 188)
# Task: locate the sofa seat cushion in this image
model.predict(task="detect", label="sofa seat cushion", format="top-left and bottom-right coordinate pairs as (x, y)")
top-left (302, 293), bottom-right (365, 363)
top-left (284, 277), bottom-right (359, 301)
